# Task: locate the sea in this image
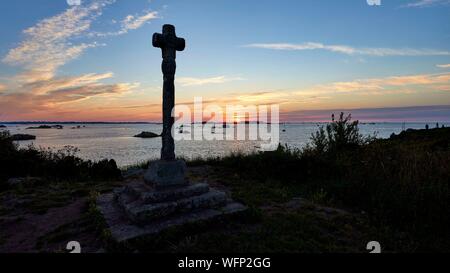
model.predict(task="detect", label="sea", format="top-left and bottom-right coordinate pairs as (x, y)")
top-left (1, 122), bottom-right (447, 167)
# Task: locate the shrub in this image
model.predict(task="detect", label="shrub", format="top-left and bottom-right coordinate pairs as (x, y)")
top-left (0, 131), bottom-right (122, 187)
top-left (311, 112), bottom-right (375, 155)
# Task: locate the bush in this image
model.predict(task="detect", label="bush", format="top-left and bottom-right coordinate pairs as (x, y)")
top-left (311, 112), bottom-right (374, 154)
top-left (0, 131), bottom-right (122, 187)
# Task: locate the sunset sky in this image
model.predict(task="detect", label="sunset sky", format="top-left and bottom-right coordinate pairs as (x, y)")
top-left (0, 0), bottom-right (449, 122)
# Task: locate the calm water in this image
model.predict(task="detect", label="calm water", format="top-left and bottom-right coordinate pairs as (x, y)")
top-left (1, 122), bottom-right (446, 167)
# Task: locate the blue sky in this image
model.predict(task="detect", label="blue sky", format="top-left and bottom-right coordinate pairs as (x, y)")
top-left (0, 0), bottom-right (449, 122)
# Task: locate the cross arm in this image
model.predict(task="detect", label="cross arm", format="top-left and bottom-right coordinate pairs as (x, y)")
top-left (152, 33), bottom-right (165, 49)
top-left (152, 33), bottom-right (185, 52)
top-left (175, 38), bottom-right (186, 52)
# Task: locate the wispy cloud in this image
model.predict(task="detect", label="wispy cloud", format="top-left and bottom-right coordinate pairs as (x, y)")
top-left (403, 0), bottom-right (450, 8)
top-left (295, 72), bottom-right (450, 96)
top-left (122, 11), bottom-right (159, 31)
top-left (0, 72), bottom-right (139, 120)
top-left (0, 0), bottom-right (150, 120)
top-left (22, 72), bottom-right (115, 95)
top-left (0, 84), bottom-right (6, 93)
top-left (2, 0), bottom-right (159, 83)
top-left (177, 76), bottom-right (244, 86)
top-left (281, 105), bottom-right (450, 122)
top-left (95, 10), bottom-right (159, 37)
top-left (244, 42), bottom-right (450, 57)
top-left (3, 0), bottom-right (114, 82)
top-left (437, 64), bottom-right (450, 68)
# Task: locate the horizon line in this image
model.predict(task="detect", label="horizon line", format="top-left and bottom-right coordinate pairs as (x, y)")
top-left (1, 105), bottom-right (449, 124)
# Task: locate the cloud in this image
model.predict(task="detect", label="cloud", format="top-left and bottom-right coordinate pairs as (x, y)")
top-left (294, 72), bottom-right (450, 96)
top-left (3, 0), bottom-right (114, 83)
top-left (0, 84), bottom-right (6, 93)
top-left (22, 72), bottom-right (115, 95)
top-left (0, 0), bottom-right (151, 121)
top-left (122, 11), bottom-right (159, 31)
top-left (231, 91), bottom-right (303, 105)
top-left (0, 72), bottom-right (139, 120)
top-left (94, 10), bottom-right (159, 37)
top-left (2, 1), bottom-right (158, 82)
top-left (437, 64), bottom-right (450, 68)
top-left (244, 42), bottom-right (450, 57)
top-left (176, 73), bottom-right (450, 115)
top-left (177, 76), bottom-right (244, 87)
top-left (403, 0), bottom-right (450, 8)
top-left (281, 105), bottom-right (450, 122)
top-left (42, 81), bottom-right (139, 105)
top-left (292, 73), bottom-right (450, 102)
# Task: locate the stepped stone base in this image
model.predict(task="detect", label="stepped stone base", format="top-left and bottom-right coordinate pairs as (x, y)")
top-left (144, 160), bottom-right (188, 188)
top-left (97, 180), bottom-right (246, 242)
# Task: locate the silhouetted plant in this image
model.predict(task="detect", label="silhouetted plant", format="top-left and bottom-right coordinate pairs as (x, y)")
top-left (311, 112), bottom-right (374, 154)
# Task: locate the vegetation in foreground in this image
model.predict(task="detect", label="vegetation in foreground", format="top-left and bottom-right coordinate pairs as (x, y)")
top-left (0, 130), bottom-right (121, 189)
top-left (0, 114), bottom-right (449, 253)
top-left (189, 114), bottom-right (450, 252)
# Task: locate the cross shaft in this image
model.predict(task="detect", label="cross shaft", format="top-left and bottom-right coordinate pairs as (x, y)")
top-left (153, 24), bottom-right (185, 161)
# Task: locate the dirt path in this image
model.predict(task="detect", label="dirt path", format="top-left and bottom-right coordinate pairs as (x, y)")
top-left (0, 198), bottom-right (100, 253)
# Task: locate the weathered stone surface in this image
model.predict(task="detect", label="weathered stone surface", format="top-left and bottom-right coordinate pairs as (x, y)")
top-left (140, 183), bottom-right (210, 203)
top-left (127, 201), bottom-right (178, 223)
top-left (97, 193), bottom-right (247, 242)
top-left (122, 181), bottom-right (152, 197)
top-left (124, 190), bottom-right (227, 224)
top-left (176, 191), bottom-right (227, 213)
top-left (144, 160), bottom-right (187, 188)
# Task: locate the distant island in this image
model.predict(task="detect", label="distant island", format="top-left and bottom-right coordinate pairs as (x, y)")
top-left (134, 131), bottom-right (161, 138)
top-left (27, 125), bottom-right (63, 130)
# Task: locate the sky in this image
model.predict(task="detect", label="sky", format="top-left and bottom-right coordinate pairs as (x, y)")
top-left (0, 0), bottom-right (449, 122)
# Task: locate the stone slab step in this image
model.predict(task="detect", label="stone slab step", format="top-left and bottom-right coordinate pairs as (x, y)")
top-left (115, 182), bottom-right (212, 211)
top-left (140, 183), bottom-right (210, 204)
top-left (122, 181), bottom-right (153, 197)
top-left (115, 190), bottom-right (139, 211)
top-left (126, 190), bottom-right (228, 224)
top-left (97, 193), bottom-right (247, 243)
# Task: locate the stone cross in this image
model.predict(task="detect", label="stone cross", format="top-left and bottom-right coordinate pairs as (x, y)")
top-left (153, 24), bottom-right (186, 161)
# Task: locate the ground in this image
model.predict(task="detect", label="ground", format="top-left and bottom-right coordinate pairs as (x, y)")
top-left (0, 166), bottom-right (377, 253)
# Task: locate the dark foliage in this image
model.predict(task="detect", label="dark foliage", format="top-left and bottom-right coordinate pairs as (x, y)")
top-left (190, 114), bottom-right (450, 251)
top-left (0, 131), bottom-right (121, 188)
